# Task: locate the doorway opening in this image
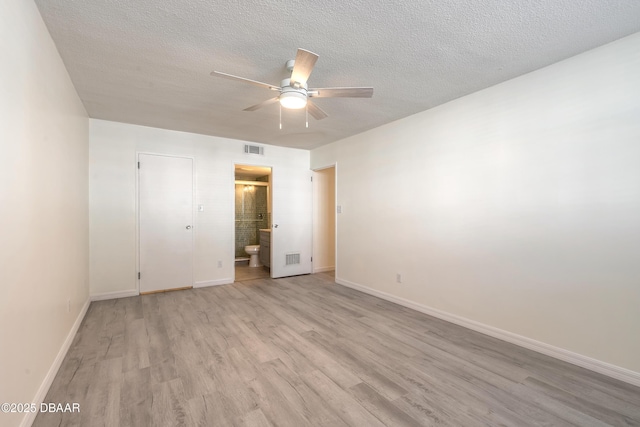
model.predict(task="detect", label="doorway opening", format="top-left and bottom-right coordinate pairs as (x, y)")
top-left (312, 165), bottom-right (336, 278)
top-left (234, 164), bottom-right (271, 282)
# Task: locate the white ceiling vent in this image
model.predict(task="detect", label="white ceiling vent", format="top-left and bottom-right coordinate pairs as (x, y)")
top-left (244, 144), bottom-right (264, 155)
top-left (285, 253), bottom-right (301, 266)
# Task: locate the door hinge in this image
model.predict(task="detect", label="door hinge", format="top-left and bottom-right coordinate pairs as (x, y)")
top-left (311, 256), bottom-right (313, 262)
top-left (138, 162), bottom-right (140, 169)
top-left (138, 272), bottom-right (141, 280)
top-left (310, 176), bottom-right (313, 182)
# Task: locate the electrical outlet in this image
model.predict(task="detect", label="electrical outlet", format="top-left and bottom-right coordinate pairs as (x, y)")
top-left (396, 273), bottom-right (402, 284)
top-left (337, 205), bottom-right (342, 214)
top-left (217, 260), bottom-right (222, 268)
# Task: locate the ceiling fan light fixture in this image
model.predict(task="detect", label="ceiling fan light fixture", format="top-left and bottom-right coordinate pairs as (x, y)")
top-left (212, 49), bottom-right (372, 121)
top-left (279, 91), bottom-right (307, 109)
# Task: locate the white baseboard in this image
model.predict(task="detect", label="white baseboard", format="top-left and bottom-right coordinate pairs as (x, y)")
top-left (313, 266), bottom-right (335, 273)
top-left (20, 298), bottom-right (90, 427)
top-left (194, 278), bottom-right (233, 288)
top-left (90, 280), bottom-right (235, 298)
top-left (90, 289), bottom-right (139, 301)
top-left (335, 277), bottom-right (640, 388)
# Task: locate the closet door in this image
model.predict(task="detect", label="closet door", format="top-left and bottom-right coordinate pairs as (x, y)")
top-left (139, 154), bottom-right (194, 293)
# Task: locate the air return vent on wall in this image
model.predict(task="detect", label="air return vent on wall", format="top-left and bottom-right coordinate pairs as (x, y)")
top-left (285, 253), bottom-right (301, 265)
top-left (244, 144), bottom-right (264, 155)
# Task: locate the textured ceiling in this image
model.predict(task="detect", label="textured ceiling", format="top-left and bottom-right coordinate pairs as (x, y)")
top-left (35, 0), bottom-right (640, 150)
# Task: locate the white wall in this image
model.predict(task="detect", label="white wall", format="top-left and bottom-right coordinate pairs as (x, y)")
top-left (89, 119), bottom-right (310, 296)
top-left (312, 167), bottom-right (336, 272)
top-left (311, 33), bottom-right (640, 375)
top-left (0, 1), bottom-right (90, 425)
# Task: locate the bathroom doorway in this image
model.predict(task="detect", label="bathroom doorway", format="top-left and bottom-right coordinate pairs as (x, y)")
top-left (234, 164), bottom-right (271, 282)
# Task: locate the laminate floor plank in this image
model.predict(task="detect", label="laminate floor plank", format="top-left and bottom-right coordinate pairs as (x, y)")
top-left (260, 330), bottom-right (319, 376)
top-left (300, 370), bottom-right (387, 427)
top-left (150, 378), bottom-right (189, 427)
top-left (116, 366), bottom-right (150, 426)
top-left (259, 359), bottom-right (349, 426)
top-left (523, 376), bottom-right (640, 426)
top-left (235, 281), bottom-right (315, 333)
top-left (392, 362), bottom-right (517, 426)
top-left (34, 272), bottom-right (640, 426)
top-left (526, 359), bottom-right (640, 411)
top-left (226, 345), bottom-right (262, 383)
top-left (207, 359), bottom-right (259, 415)
top-left (299, 328), bottom-right (414, 400)
top-left (121, 317), bottom-right (150, 372)
top-left (509, 382), bottom-right (612, 427)
top-left (392, 392), bottom-right (469, 427)
top-left (187, 392), bottom-right (235, 427)
top-left (235, 264), bottom-right (270, 282)
top-left (83, 357), bottom-right (123, 425)
top-left (247, 372), bottom-right (313, 427)
top-left (273, 325), bottom-right (363, 389)
top-left (348, 382), bottom-right (425, 427)
top-left (240, 408), bottom-right (274, 427)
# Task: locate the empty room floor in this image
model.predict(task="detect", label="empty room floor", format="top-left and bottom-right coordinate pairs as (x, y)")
top-left (34, 273), bottom-right (640, 426)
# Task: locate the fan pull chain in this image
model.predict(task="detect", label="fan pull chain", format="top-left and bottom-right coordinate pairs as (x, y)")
top-left (279, 104), bottom-right (282, 130)
top-left (306, 105), bottom-right (309, 128)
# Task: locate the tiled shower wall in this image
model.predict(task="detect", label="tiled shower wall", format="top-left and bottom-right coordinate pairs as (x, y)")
top-left (235, 183), bottom-right (269, 258)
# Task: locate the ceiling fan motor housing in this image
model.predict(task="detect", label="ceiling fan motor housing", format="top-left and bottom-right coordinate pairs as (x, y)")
top-left (281, 78), bottom-right (307, 91)
top-left (279, 78), bottom-right (308, 109)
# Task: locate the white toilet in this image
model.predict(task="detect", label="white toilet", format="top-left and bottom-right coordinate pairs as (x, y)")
top-left (244, 245), bottom-right (262, 267)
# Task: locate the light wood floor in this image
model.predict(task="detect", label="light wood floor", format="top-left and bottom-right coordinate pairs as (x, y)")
top-left (34, 272), bottom-right (640, 426)
top-left (235, 262), bottom-right (270, 282)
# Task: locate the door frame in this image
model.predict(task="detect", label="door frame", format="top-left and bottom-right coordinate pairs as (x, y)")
top-left (311, 162), bottom-right (338, 275)
top-left (232, 161), bottom-right (274, 282)
top-left (136, 152), bottom-right (196, 295)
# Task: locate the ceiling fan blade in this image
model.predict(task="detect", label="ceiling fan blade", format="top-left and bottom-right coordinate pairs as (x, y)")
top-left (211, 71), bottom-right (280, 91)
top-left (243, 97), bottom-right (280, 111)
top-left (307, 100), bottom-right (328, 120)
top-left (309, 87), bottom-right (374, 98)
top-left (290, 49), bottom-right (318, 85)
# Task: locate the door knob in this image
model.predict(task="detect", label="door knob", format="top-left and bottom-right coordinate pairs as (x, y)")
top-left (273, 224), bottom-right (278, 228)
top-left (186, 225), bottom-right (192, 230)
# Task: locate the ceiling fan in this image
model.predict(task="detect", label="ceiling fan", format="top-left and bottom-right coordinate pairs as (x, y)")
top-left (211, 48), bottom-right (373, 122)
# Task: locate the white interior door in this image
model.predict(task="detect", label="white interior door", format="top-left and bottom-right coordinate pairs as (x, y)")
top-left (139, 154), bottom-right (194, 293)
top-left (271, 166), bottom-right (312, 278)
